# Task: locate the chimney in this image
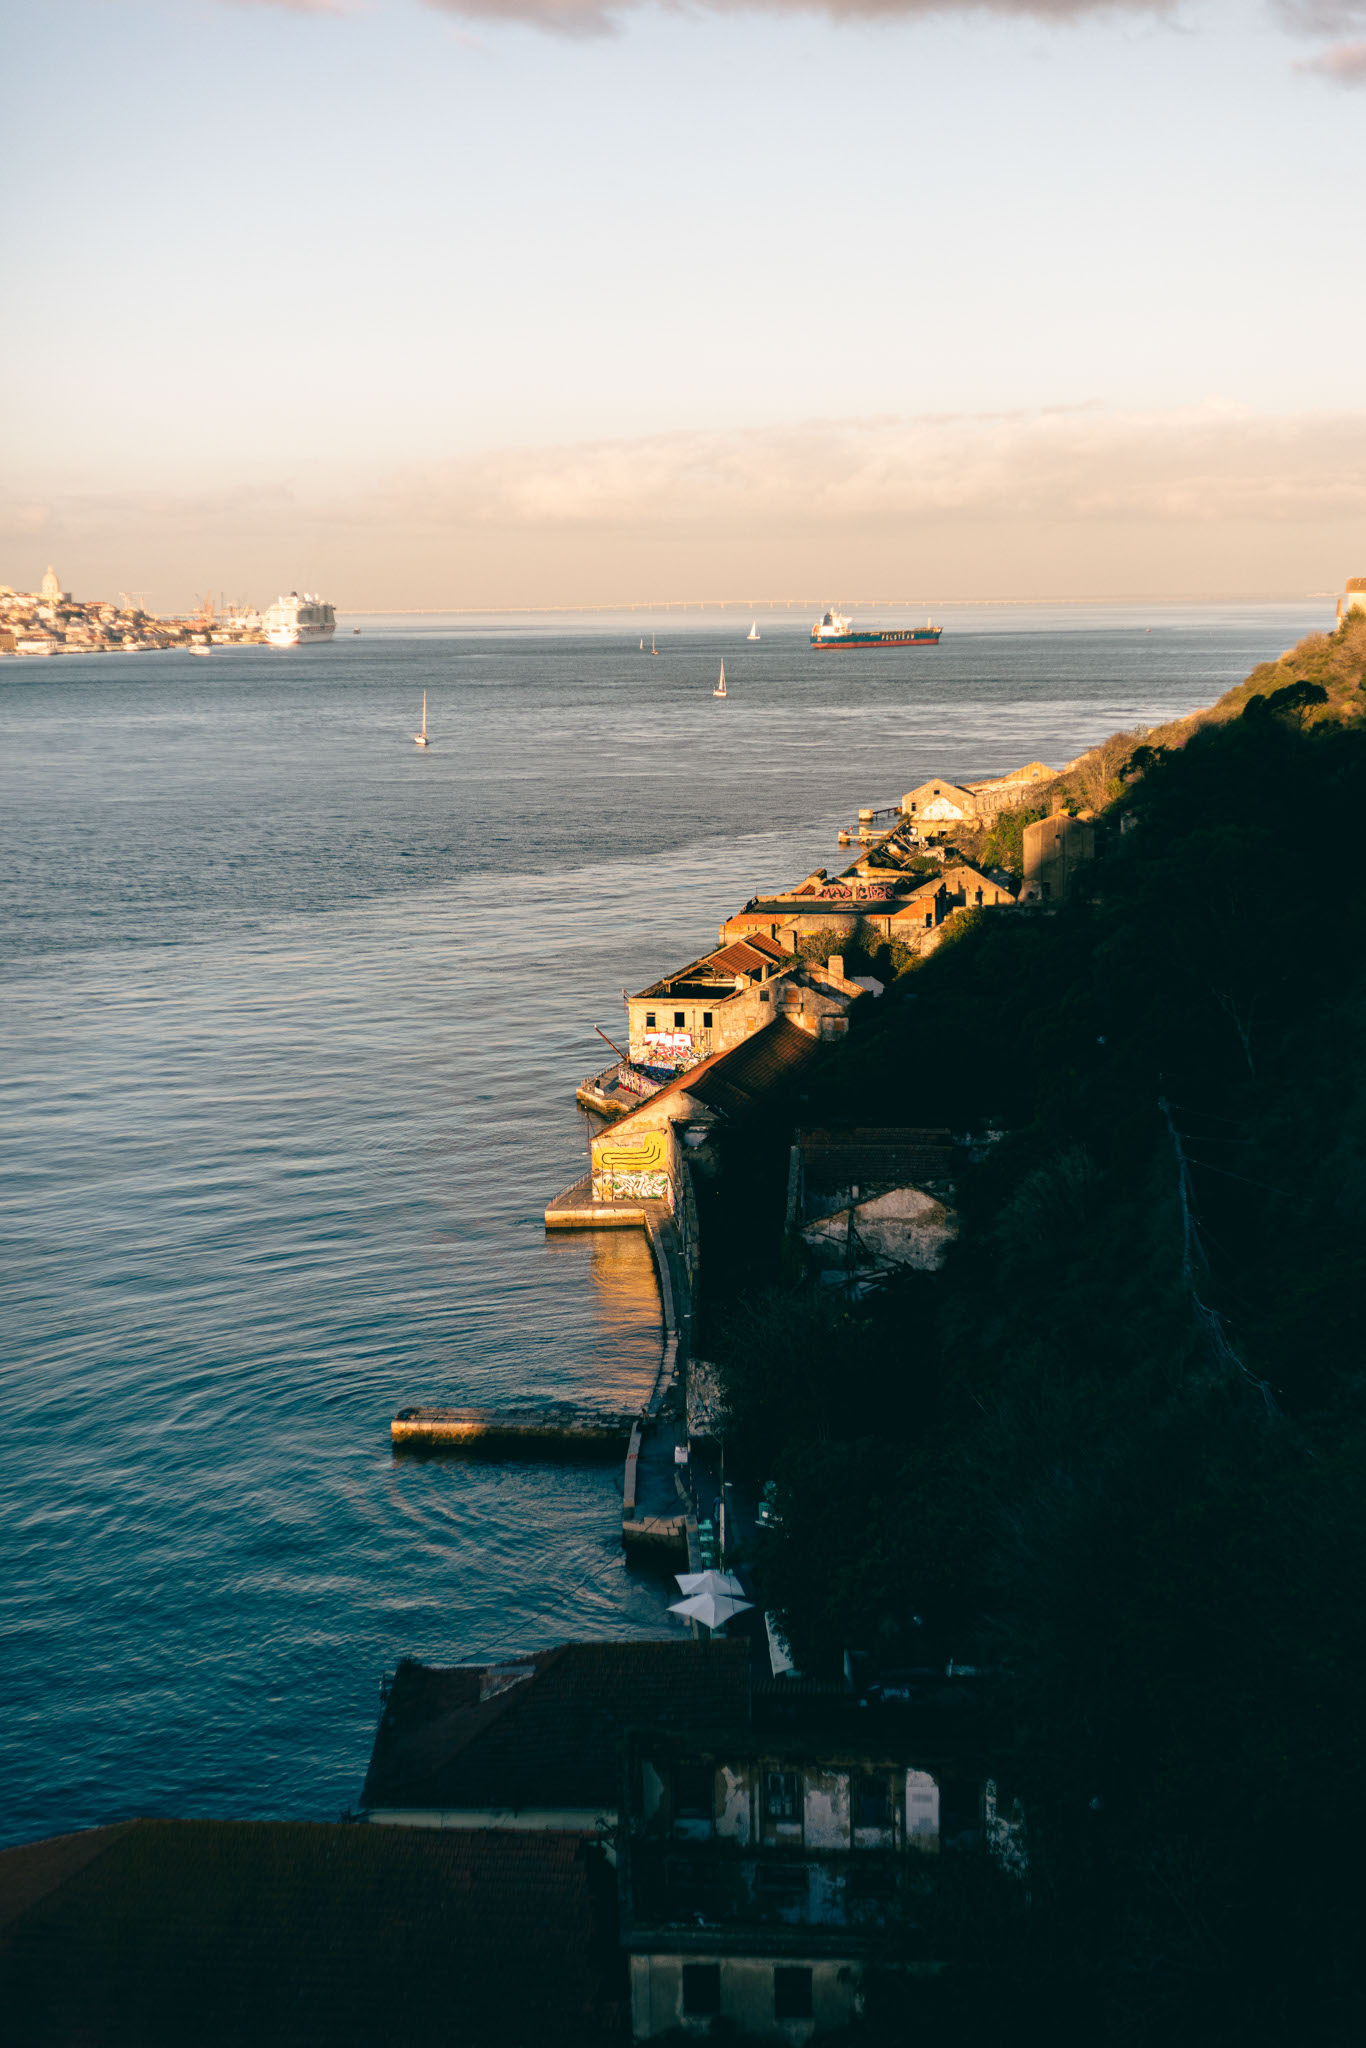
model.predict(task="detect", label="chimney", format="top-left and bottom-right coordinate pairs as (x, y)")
top-left (778, 925), bottom-right (797, 953)
top-left (828, 954), bottom-right (845, 981)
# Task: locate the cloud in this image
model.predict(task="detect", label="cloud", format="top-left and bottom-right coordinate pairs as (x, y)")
top-left (1274, 0), bottom-right (1366, 79)
top-left (374, 406), bottom-right (1366, 530)
top-left (421, 0), bottom-right (1171, 32)
top-left (216, 0), bottom-right (347, 14)
top-left (10, 409), bottom-right (1366, 545)
top-left (211, 0), bottom-right (1179, 32)
top-left (1275, 1), bottom-right (1366, 31)
top-left (1296, 34), bottom-right (1366, 74)
top-left (9, 408), bottom-right (1363, 609)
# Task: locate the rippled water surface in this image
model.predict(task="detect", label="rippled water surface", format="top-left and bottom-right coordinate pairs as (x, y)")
top-left (0, 600), bottom-right (1324, 1846)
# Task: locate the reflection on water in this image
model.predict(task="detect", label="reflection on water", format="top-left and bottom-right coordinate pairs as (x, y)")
top-left (0, 601), bottom-right (1329, 1848)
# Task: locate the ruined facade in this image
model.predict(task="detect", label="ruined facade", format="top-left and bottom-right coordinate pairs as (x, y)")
top-left (1019, 813), bottom-right (1096, 904)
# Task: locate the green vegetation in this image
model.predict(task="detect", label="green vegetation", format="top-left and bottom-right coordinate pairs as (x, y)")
top-left (975, 802), bottom-right (1045, 884)
top-left (706, 620), bottom-right (1366, 2044)
top-left (795, 920), bottom-right (920, 982)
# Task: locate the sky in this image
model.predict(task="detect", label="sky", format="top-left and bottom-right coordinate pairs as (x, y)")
top-left (2, 0), bottom-right (1364, 610)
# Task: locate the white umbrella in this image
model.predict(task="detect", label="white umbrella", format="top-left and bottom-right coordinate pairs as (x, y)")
top-left (674, 1569), bottom-right (746, 1600)
top-left (669, 1589), bottom-right (755, 1630)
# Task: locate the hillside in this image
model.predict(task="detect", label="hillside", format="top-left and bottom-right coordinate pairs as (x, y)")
top-left (707, 618), bottom-right (1366, 2044)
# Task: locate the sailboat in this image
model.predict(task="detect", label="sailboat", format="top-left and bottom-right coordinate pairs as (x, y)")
top-left (713, 661), bottom-right (727, 700)
top-left (650, 633), bottom-right (659, 656)
top-left (746, 621), bottom-right (760, 641)
top-left (639, 637), bottom-right (644, 650)
top-left (414, 692), bottom-right (430, 748)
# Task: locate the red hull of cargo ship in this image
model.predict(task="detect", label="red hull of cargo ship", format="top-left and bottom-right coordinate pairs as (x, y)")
top-left (810, 630), bottom-right (942, 648)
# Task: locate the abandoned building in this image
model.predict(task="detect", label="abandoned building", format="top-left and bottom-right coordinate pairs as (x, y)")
top-left (620, 1695), bottom-right (1024, 2041)
top-left (590, 1017), bottom-right (829, 1205)
top-left (626, 938), bottom-right (861, 1073)
top-left (1019, 812), bottom-right (1096, 904)
top-left (900, 762), bottom-right (1055, 831)
top-left (787, 1128), bottom-right (967, 1280)
top-left (361, 1640), bottom-right (751, 1833)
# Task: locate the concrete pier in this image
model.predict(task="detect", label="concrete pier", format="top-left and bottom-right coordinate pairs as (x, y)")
top-left (541, 1173), bottom-right (695, 1559)
top-left (544, 1175), bottom-right (648, 1230)
top-left (391, 1405), bottom-right (635, 1457)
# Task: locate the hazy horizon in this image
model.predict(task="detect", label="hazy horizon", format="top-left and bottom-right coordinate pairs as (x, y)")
top-left (4, 0), bottom-right (1364, 611)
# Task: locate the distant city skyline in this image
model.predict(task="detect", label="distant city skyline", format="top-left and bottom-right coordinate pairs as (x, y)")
top-left (3, 0), bottom-right (1364, 609)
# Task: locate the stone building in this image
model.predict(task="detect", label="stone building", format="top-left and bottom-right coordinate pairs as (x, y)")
top-left (938, 861), bottom-right (1016, 913)
top-left (40, 565), bottom-right (63, 603)
top-left (1019, 813), bottom-right (1096, 904)
top-left (627, 941), bottom-right (863, 1074)
top-left (620, 1704), bottom-right (1024, 2041)
top-left (360, 1640), bottom-right (750, 1833)
top-left (899, 762), bottom-right (1054, 833)
top-left (899, 778), bottom-right (978, 830)
top-left (591, 1015), bottom-right (839, 1204)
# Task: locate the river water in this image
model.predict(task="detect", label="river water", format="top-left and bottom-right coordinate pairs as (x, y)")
top-left (0, 600), bottom-right (1323, 1847)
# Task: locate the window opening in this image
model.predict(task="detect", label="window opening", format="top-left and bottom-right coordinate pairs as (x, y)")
top-left (855, 1775), bottom-right (891, 1828)
top-left (645, 1011), bottom-right (656, 1029)
top-left (674, 1010), bottom-right (686, 1028)
top-left (683, 1963), bottom-right (721, 2018)
top-left (674, 1765), bottom-right (714, 1822)
top-left (702, 1011), bottom-right (712, 1029)
top-left (763, 1770), bottom-right (801, 1824)
top-left (774, 1967), bottom-right (813, 2020)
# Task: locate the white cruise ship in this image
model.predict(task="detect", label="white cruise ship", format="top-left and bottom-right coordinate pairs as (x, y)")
top-left (264, 592), bottom-right (336, 647)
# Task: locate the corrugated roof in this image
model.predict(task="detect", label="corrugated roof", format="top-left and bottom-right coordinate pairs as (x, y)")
top-left (362, 1640), bottom-right (750, 1813)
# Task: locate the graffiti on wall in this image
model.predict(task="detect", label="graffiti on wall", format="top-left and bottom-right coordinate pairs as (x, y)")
top-left (633, 1030), bottom-right (693, 1070)
top-left (595, 1170), bottom-right (670, 1201)
top-left (815, 883), bottom-right (894, 902)
top-left (592, 1126), bottom-right (670, 1202)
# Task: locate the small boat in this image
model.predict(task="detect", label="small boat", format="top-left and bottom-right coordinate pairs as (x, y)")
top-left (639, 637), bottom-right (643, 650)
top-left (190, 644), bottom-right (211, 657)
top-left (651, 633), bottom-right (660, 655)
top-left (713, 662), bottom-right (727, 700)
top-left (414, 692), bottom-right (430, 748)
top-left (746, 621), bottom-right (760, 641)
top-left (353, 628), bottom-right (361, 634)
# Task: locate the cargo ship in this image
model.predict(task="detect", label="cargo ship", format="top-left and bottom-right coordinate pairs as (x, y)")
top-left (810, 606), bottom-right (941, 649)
top-left (264, 592), bottom-right (336, 647)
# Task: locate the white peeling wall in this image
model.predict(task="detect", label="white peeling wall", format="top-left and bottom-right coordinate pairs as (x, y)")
top-left (905, 1770), bottom-right (940, 1850)
top-left (717, 1766), bottom-right (752, 1844)
top-left (803, 1769), bottom-right (851, 1850)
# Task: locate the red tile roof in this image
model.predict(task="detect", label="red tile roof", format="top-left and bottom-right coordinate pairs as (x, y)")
top-left (607, 1016), bottom-right (825, 1135)
top-left (709, 940), bottom-right (779, 977)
